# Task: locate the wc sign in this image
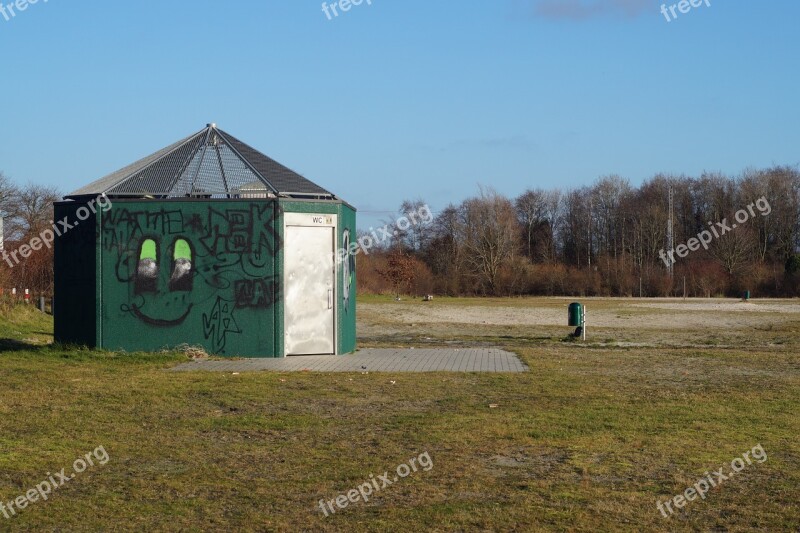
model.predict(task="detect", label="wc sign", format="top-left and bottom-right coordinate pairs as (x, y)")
top-left (310, 215), bottom-right (334, 226)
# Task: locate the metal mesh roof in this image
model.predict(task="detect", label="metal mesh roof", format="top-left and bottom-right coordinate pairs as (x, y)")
top-left (67, 124), bottom-right (335, 200)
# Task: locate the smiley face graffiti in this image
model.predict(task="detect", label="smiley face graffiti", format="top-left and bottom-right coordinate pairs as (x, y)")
top-left (107, 203), bottom-right (284, 353)
top-left (121, 237), bottom-right (196, 326)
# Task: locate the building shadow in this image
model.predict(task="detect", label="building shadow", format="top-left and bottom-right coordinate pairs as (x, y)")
top-left (0, 338), bottom-right (45, 352)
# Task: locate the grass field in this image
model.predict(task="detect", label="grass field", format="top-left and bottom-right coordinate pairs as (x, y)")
top-left (0, 297), bottom-right (798, 531)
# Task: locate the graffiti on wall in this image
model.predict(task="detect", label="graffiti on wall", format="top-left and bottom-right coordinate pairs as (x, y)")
top-left (202, 296), bottom-right (241, 353)
top-left (234, 276), bottom-right (280, 309)
top-left (342, 228), bottom-right (355, 314)
top-left (103, 203), bottom-right (282, 353)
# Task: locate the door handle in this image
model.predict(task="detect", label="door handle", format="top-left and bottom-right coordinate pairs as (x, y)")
top-left (328, 289), bottom-right (333, 309)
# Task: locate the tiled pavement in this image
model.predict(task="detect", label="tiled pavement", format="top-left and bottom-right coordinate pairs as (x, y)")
top-left (169, 348), bottom-right (528, 373)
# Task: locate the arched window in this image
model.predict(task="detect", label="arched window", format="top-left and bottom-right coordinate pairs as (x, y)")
top-left (136, 239), bottom-right (158, 294)
top-left (169, 238), bottom-right (193, 292)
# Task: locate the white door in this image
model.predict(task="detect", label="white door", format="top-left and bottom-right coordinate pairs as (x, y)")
top-left (284, 222), bottom-right (336, 355)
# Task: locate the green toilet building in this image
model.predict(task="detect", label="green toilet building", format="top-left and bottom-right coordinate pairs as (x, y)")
top-left (54, 124), bottom-right (356, 357)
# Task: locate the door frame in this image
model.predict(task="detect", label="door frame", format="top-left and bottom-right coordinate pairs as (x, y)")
top-left (283, 212), bottom-right (337, 356)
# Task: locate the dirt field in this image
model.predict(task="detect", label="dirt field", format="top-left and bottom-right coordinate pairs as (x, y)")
top-left (359, 297), bottom-right (800, 350)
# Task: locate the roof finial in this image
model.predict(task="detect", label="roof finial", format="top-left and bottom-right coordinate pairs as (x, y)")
top-left (207, 123), bottom-right (217, 128)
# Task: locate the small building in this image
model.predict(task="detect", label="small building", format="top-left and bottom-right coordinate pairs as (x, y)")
top-left (54, 124), bottom-right (356, 357)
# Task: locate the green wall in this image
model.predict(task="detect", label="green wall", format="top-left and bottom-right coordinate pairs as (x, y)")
top-left (55, 197), bottom-right (357, 357)
top-left (97, 199), bottom-right (282, 356)
top-left (338, 203), bottom-right (357, 354)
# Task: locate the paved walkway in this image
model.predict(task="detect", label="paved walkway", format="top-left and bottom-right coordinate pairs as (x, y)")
top-left (169, 348), bottom-right (528, 373)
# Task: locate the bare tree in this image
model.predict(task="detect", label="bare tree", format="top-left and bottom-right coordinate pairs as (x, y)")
top-left (709, 227), bottom-right (757, 275)
top-left (591, 175), bottom-right (631, 259)
top-left (8, 183), bottom-right (60, 239)
top-left (561, 188), bottom-right (592, 267)
top-left (0, 172), bottom-right (20, 240)
top-left (1, 180), bottom-right (61, 296)
top-left (740, 167), bottom-right (800, 262)
top-left (395, 198), bottom-right (434, 253)
top-left (542, 189), bottom-right (563, 261)
top-left (459, 188), bottom-right (519, 294)
top-left (515, 188), bottom-right (547, 259)
top-left (426, 204), bottom-right (463, 294)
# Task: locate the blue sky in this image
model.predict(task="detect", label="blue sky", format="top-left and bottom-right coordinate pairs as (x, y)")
top-left (0, 0), bottom-right (798, 228)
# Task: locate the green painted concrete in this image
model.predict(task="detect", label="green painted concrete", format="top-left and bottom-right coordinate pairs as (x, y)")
top-left (54, 198), bottom-right (357, 357)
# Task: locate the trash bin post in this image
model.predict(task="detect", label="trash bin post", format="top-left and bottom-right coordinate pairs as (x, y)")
top-left (582, 305), bottom-right (586, 341)
top-left (569, 302), bottom-right (586, 340)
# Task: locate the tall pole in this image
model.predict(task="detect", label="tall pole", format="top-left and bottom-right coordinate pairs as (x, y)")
top-left (667, 186), bottom-right (674, 279)
top-left (588, 198), bottom-right (592, 268)
top-left (639, 220), bottom-right (643, 297)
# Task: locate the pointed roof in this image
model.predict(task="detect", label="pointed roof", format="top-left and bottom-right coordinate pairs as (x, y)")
top-left (67, 124), bottom-right (335, 200)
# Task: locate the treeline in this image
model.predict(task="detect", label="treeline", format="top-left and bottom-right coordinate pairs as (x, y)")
top-left (358, 167), bottom-right (800, 297)
top-left (0, 172), bottom-right (60, 296)
top-left (3, 166), bottom-right (800, 299)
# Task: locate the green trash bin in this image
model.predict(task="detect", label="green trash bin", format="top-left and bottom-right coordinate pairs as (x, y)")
top-left (568, 303), bottom-right (583, 327)
top-left (743, 291), bottom-right (751, 301)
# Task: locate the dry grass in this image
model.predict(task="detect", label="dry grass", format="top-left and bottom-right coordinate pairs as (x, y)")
top-left (0, 297), bottom-right (798, 531)
top-left (170, 344), bottom-right (211, 360)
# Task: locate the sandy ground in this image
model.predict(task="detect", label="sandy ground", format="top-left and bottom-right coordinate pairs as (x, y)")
top-left (359, 298), bottom-right (800, 332)
top-left (630, 301), bottom-right (800, 313)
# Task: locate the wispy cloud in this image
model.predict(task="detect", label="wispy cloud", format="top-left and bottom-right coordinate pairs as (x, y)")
top-left (516, 0), bottom-right (651, 20)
